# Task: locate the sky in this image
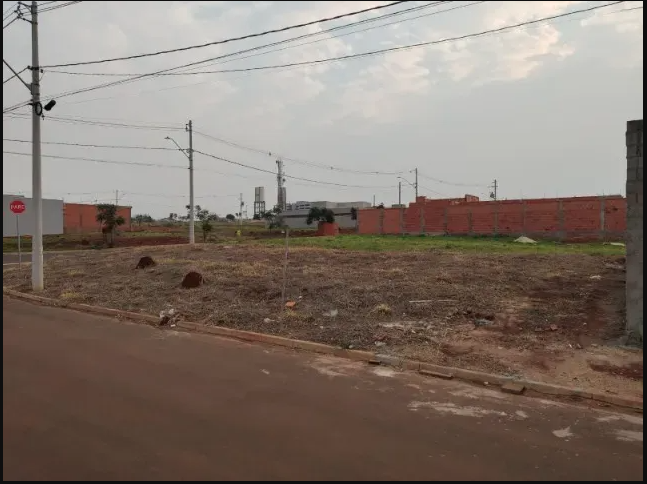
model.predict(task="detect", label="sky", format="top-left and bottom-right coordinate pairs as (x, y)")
top-left (2, 1), bottom-right (644, 219)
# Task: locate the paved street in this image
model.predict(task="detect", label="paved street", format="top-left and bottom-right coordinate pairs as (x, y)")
top-left (3, 298), bottom-right (643, 481)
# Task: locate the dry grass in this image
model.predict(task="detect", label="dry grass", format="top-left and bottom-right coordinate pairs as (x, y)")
top-left (3, 244), bottom-right (641, 398)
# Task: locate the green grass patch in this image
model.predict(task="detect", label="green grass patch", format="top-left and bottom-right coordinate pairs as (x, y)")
top-left (257, 234), bottom-right (626, 255)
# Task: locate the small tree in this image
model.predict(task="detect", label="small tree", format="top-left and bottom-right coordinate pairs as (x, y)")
top-left (306, 207), bottom-right (335, 226)
top-left (186, 204), bottom-right (218, 241)
top-left (96, 203), bottom-right (125, 247)
top-left (350, 207), bottom-right (358, 221)
top-left (226, 214), bottom-right (236, 222)
top-left (261, 206), bottom-right (283, 229)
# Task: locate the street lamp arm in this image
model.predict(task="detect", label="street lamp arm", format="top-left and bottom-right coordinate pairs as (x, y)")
top-left (164, 136), bottom-right (190, 160)
top-left (398, 176), bottom-right (416, 189)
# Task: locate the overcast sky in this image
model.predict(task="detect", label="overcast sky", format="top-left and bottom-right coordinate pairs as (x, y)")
top-left (2, 1), bottom-right (644, 218)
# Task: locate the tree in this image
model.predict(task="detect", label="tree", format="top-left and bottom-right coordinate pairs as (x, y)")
top-left (306, 207), bottom-right (335, 225)
top-left (167, 213), bottom-right (179, 222)
top-left (226, 214), bottom-right (236, 222)
top-left (96, 204), bottom-right (125, 247)
top-left (186, 204), bottom-right (218, 241)
top-left (350, 207), bottom-right (358, 221)
top-left (261, 206), bottom-right (283, 229)
top-left (133, 214), bottom-right (154, 225)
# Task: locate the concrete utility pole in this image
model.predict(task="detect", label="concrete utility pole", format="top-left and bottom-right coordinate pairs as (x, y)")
top-left (30, 0), bottom-right (44, 291)
top-left (239, 193), bottom-right (244, 228)
top-left (398, 181), bottom-right (402, 206)
top-left (165, 125), bottom-right (194, 245)
top-left (490, 179), bottom-right (499, 201)
top-left (414, 168), bottom-right (419, 199)
top-left (187, 120), bottom-right (195, 245)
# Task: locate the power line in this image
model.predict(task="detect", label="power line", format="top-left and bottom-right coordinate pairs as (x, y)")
top-left (3, 149), bottom-right (186, 169)
top-left (4, 111), bottom-right (184, 128)
top-left (3, 148), bottom-right (393, 189)
top-left (2, 65), bottom-right (26, 85)
top-left (3, 15), bottom-right (18, 29)
top-left (3, 2), bottom-right (18, 18)
top-left (194, 149), bottom-right (393, 188)
top-left (48, 1), bottom-right (471, 78)
top-left (193, 129), bottom-right (405, 176)
top-left (132, 1), bottom-right (633, 78)
top-left (35, 2), bottom-right (466, 108)
top-left (25, 0), bottom-right (626, 109)
top-left (4, 112), bottom-right (185, 130)
top-left (40, 1), bottom-right (410, 69)
top-left (417, 171), bottom-right (486, 188)
top-left (4, 137), bottom-right (179, 151)
top-left (38, 1), bottom-right (83, 14)
top-left (4, 114), bottom-right (422, 180)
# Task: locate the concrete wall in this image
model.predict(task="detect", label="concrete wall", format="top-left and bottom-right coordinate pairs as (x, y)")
top-left (3, 194), bottom-right (64, 237)
top-left (626, 119), bottom-right (643, 341)
top-left (281, 207), bottom-right (357, 230)
top-left (357, 195), bottom-right (626, 241)
top-left (63, 203), bottom-right (132, 234)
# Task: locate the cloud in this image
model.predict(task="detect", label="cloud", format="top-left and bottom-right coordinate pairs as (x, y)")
top-left (2, 1), bottom-right (643, 217)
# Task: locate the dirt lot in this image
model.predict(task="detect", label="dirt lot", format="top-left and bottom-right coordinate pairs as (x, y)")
top-left (3, 244), bottom-right (641, 398)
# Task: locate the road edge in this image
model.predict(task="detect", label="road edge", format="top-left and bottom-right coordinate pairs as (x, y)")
top-left (3, 287), bottom-right (643, 412)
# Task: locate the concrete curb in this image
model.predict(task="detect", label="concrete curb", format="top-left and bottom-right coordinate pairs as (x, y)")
top-left (3, 287), bottom-right (643, 412)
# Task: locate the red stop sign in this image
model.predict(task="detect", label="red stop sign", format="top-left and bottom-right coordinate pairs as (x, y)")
top-left (10, 199), bottom-right (26, 214)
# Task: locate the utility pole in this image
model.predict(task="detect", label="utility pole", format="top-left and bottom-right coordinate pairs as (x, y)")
top-left (115, 190), bottom-right (119, 207)
top-left (187, 120), bottom-right (195, 244)
top-left (490, 179), bottom-right (499, 201)
top-left (414, 168), bottom-right (419, 198)
top-left (398, 181), bottom-right (402, 206)
top-left (30, 0), bottom-right (44, 291)
top-left (239, 193), bottom-right (244, 228)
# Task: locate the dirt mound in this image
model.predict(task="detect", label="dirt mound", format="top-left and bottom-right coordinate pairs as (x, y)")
top-left (181, 271), bottom-right (204, 289)
top-left (135, 256), bottom-right (156, 269)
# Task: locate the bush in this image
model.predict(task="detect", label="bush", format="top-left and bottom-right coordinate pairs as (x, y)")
top-left (306, 207), bottom-right (335, 225)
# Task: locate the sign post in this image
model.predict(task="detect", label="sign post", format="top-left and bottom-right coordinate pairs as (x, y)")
top-left (10, 199), bottom-right (26, 268)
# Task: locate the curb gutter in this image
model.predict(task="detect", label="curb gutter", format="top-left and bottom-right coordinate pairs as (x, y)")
top-left (3, 287), bottom-right (643, 412)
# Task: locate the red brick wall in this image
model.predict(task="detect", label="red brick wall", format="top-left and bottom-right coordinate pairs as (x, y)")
top-left (358, 196), bottom-right (626, 241)
top-left (63, 203), bottom-right (132, 234)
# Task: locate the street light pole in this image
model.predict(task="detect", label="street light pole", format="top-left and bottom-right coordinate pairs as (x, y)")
top-left (165, 132), bottom-right (195, 245)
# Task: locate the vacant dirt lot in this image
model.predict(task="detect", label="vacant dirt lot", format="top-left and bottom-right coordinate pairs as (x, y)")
top-left (3, 244), bottom-right (641, 398)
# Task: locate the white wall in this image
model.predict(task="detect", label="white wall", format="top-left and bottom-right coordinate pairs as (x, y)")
top-left (3, 194), bottom-right (64, 237)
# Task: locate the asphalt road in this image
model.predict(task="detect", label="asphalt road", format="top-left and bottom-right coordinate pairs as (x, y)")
top-left (3, 299), bottom-right (644, 481)
top-left (2, 252), bottom-right (61, 265)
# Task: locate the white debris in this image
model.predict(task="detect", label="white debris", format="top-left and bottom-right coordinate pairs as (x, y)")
top-left (159, 308), bottom-right (177, 326)
top-left (553, 427), bottom-right (574, 439)
top-left (514, 236), bottom-right (537, 244)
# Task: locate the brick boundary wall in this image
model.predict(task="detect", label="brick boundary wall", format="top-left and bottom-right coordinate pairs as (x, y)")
top-left (63, 203), bottom-right (132, 234)
top-left (358, 195), bottom-right (626, 242)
